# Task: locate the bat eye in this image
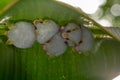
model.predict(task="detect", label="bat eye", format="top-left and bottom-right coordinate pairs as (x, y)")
top-left (35, 20), bottom-right (59, 44)
top-left (66, 30), bottom-right (71, 33)
top-left (7, 21), bottom-right (36, 48)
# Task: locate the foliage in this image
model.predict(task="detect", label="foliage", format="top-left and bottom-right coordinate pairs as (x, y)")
top-left (0, 0), bottom-right (120, 80)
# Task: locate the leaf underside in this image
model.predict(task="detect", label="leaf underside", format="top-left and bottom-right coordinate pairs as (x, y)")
top-left (0, 39), bottom-right (120, 80)
top-left (0, 0), bottom-right (120, 80)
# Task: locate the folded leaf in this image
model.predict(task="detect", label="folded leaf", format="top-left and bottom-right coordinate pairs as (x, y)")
top-left (0, 0), bottom-right (120, 41)
top-left (105, 27), bottom-right (120, 40)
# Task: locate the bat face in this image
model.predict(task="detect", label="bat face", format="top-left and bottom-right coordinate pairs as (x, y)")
top-left (61, 23), bottom-right (82, 47)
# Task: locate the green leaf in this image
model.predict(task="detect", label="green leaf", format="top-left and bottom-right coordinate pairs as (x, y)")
top-left (0, 0), bottom-right (17, 15)
top-left (0, 0), bottom-right (120, 80)
top-left (0, 39), bottom-right (120, 80)
top-left (0, 0), bottom-right (12, 10)
top-left (0, 0), bottom-right (120, 40)
top-left (105, 27), bottom-right (120, 40)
